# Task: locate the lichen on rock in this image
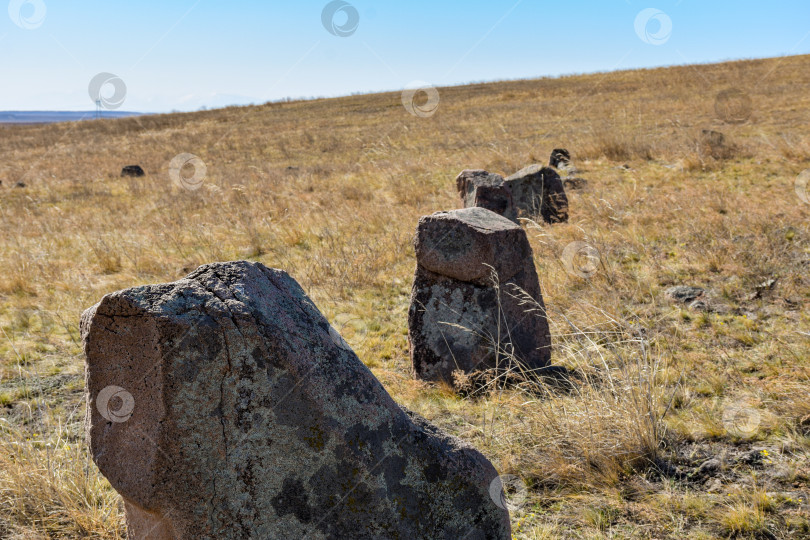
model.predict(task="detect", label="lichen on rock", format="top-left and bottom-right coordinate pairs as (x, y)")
top-left (82, 260), bottom-right (511, 539)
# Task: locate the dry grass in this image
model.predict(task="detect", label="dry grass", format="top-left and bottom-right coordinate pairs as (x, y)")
top-left (1, 54), bottom-right (810, 538)
top-left (0, 420), bottom-right (124, 538)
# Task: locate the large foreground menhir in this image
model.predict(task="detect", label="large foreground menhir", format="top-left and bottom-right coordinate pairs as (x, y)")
top-left (81, 261), bottom-right (511, 539)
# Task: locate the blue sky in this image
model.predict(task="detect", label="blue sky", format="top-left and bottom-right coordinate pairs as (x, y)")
top-left (2, 0), bottom-right (809, 112)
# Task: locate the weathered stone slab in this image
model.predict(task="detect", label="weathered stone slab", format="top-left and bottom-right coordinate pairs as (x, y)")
top-left (504, 165), bottom-right (569, 224)
top-left (456, 169), bottom-right (517, 222)
top-left (121, 165), bottom-right (145, 177)
top-left (409, 208), bottom-right (552, 382)
top-left (82, 261), bottom-right (510, 539)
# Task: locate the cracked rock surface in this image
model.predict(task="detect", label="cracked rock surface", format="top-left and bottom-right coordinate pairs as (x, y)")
top-left (409, 208), bottom-right (552, 382)
top-left (82, 261), bottom-right (510, 539)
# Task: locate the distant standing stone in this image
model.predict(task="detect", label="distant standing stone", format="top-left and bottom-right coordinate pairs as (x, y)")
top-left (82, 261), bottom-right (510, 539)
top-left (121, 165), bottom-right (145, 177)
top-left (505, 165), bottom-right (569, 224)
top-left (409, 207), bottom-right (552, 382)
top-left (456, 169), bottom-right (517, 222)
top-left (549, 148), bottom-right (571, 169)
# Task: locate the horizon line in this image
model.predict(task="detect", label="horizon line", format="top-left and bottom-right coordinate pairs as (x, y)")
top-left (3, 52), bottom-right (806, 117)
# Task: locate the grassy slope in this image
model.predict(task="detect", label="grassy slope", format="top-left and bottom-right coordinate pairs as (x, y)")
top-left (1, 54), bottom-right (809, 538)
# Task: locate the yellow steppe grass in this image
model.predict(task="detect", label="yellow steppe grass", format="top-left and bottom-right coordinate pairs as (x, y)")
top-left (1, 54), bottom-right (809, 538)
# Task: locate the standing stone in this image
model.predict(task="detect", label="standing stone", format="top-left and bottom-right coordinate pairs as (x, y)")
top-left (456, 169), bottom-right (517, 222)
top-left (121, 165), bottom-right (146, 177)
top-left (505, 165), bottom-right (569, 224)
top-left (82, 261), bottom-right (510, 540)
top-left (549, 149), bottom-right (571, 169)
top-left (409, 207), bottom-right (552, 382)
